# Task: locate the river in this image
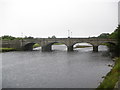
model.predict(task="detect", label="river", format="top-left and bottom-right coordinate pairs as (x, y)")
top-left (2, 44), bottom-right (114, 88)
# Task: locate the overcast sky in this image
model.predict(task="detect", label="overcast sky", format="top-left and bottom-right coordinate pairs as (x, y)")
top-left (0, 0), bottom-right (119, 38)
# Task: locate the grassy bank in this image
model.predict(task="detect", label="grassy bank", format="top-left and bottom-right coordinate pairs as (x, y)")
top-left (0, 48), bottom-right (16, 52)
top-left (96, 57), bottom-right (120, 89)
top-left (75, 45), bottom-right (92, 48)
top-left (33, 43), bottom-right (40, 48)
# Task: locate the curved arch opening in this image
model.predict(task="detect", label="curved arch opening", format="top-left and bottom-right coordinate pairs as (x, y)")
top-left (73, 42), bottom-right (92, 52)
top-left (99, 42), bottom-right (116, 52)
top-left (98, 45), bottom-right (108, 52)
top-left (47, 42), bottom-right (67, 51)
top-left (33, 43), bottom-right (41, 50)
top-left (24, 43), bottom-right (41, 51)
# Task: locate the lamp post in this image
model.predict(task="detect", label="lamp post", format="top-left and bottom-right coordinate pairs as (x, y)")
top-left (21, 32), bottom-right (23, 47)
top-left (71, 32), bottom-right (72, 38)
top-left (68, 30), bottom-right (70, 38)
top-left (21, 32), bottom-right (23, 38)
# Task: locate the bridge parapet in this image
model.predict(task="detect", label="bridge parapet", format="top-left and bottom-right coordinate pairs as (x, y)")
top-left (1, 40), bottom-right (21, 49)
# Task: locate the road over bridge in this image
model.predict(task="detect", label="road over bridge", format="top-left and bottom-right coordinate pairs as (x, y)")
top-left (1, 38), bottom-right (117, 52)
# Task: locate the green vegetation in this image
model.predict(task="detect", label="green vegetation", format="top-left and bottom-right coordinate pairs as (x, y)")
top-left (109, 29), bottom-right (119, 39)
top-left (110, 25), bottom-right (120, 56)
top-left (75, 45), bottom-right (92, 48)
top-left (97, 25), bottom-right (119, 39)
top-left (98, 33), bottom-right (110, 38)
top-left (33, 43), bottom-right (40, 48)
top-left (96, 25), bottom-right (120, 89)
top-left (0, 48), bottom-right (16, 52)
top-left (98, 25), bottom-right (120, 56)
top-left (51, 35), bottom-right (56, 38)
top-left (24, 36), bottom-right (34, 39)
top-left (97, 57), bottom-right (120, 89)
top-left (1, 35), bottom-right (16, 40)
top-left (1, 35), bottom-right (34, 40)
top-left (48, 35), bottom-right (56, 38)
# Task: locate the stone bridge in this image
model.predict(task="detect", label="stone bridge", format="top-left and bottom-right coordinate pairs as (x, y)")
top-left (1, 38), bottom-right (117, 52)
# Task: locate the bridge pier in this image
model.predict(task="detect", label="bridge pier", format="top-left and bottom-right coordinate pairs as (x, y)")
top-left (67, 46), bottom-right (73, 52)
top-left (93, 45), bottom-right (98, 52)
top-left (24, 46), bottom-right (33, 51)
top-left (42, 45), bottom-right (52, 52)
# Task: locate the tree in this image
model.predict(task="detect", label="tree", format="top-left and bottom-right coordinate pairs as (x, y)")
top-left (109, 30), bottom-right (118, 39)
top-left (27, 36), bottom-right (34, 39)
top-left (116, 25), bottom-right (120, 56)
top-left (24, 36), bottom-right (34, 39)
top-left (98, 25), bottom-right (120, 56)
top-left (98, 33), bottom-right (110, 38)
top-left (109, 25), bottom-right (120, 56)
top-left (51, 35), bottom-right (56, 38)
top-left (2, 35), bottom-right (15, 40)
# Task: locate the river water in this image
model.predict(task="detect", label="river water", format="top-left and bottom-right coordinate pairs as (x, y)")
top-left (2, 45), bottom-right (113, 88)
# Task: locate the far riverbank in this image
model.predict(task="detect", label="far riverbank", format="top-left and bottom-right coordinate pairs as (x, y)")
top-left (0, 48), bottom-right (16, 52)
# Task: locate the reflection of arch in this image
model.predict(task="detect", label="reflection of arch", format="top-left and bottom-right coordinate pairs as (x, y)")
top-left (23, 43), bottom-right (40, 51)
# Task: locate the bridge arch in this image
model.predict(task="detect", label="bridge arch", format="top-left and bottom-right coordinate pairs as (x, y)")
top-left (52, 42), bottom-right (67, 51)
top-left (99, 42), bottom-right (116, 46)
top-left (72, 42), bottom-right (94, 46)
top-left (41, 42), bottom-right (67, 51)
top-left (23, 42), bottom-right (41, 51)
top-left (99, 42), bottom-right (117, 52)
top-left (67, 42), bottom-right (94, 52)
top-left (73, 42), bottom-right (92, 50)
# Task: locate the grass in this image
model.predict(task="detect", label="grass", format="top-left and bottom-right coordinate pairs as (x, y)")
top-left (0, 48), bottom-right (16, 52)
top-left (33, 43), bottom-right (40, 48)
top-left (96, 57), bottom-right (120, 89)
top-left (75, 45), bottom-right (92, 48)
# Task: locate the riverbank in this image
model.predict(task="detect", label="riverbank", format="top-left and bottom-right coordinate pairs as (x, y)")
top-left (0, 48), bottom-right (16, 52)
top-left (75, 45), bottom-right (92, 48)
top-left (96, 57), bottom-right (120, 89)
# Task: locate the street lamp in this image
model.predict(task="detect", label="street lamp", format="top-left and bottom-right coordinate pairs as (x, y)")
top-left (71, 32), bottom-right (72, 38)
top-left (68, 30), bottom-right (70, 38)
